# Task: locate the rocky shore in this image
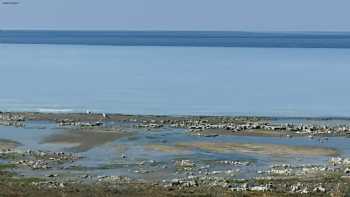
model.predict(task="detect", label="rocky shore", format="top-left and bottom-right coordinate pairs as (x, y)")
top-left (1, 111), bottom-right (350, 196)
top-left (2, 111), bottom-right (350, 137)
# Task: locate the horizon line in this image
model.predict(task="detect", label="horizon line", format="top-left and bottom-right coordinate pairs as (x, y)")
top-left (2, 29), bottom-right (350, 34)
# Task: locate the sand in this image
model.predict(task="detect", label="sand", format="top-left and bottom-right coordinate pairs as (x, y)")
top-left (176, 142), bottom-right (338, 157)
top-left (41, 128), bottom-right (132, 152)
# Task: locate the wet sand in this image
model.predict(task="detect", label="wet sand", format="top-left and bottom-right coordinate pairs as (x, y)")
top-left (176, 142), bottom-right (338, 157)
top-left (41, 128), bottom-right (132, 152)
top-left (190, 129), bottom-right (294, 137)
top-left (144, 144), bottom-right (191, 154)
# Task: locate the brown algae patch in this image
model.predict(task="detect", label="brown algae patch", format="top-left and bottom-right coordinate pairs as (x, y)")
top-left (176, 142), bottom-right (338, 157)
top-left (144, 144), bottom-right (191, 154)
top-left (41, 128), bottom-right (132, 152)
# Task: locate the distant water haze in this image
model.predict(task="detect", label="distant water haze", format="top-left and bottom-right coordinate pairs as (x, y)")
top-left (1, 32), bottom-right (350, 117)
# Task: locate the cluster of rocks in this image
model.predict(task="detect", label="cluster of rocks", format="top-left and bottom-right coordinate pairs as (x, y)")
top-left (24, 150), bottom-right (80, 161)
top-left (132, 115), bottom-right (350, 137)
top-left (16, 159), bottom-right (50, 170)
top-left (165, 159), bottom-right (253, 188)
top-left (57, 119), bottom-right (104, 127)
top-left (257, 163), bottom-right (343, 177)
top-left (289, 124), bottom-right (350, 136)
top-left (97, 175), bottom-right (132, 183)
top-left (32, 181), bottom-right (66, 189)
top-left (135, 153), bottom-right (344, 194)
top-left (135, 122), bottom-right (163, 129)
top-left (165, 175), bottom-right (276, 193)
top-left (185, 120), bottom-right (350, 137)
top-left (164, 174), bottom-right (234, 189)
top-left (133, 117), bottom-right (261, 130)
top-left (218, 160), bottom-right (250, 166)
top-left (173, 159), bottom-right (252, 176)
top-left (230, 183), bottom-right (273, 192)
top-left (165, 178), bottom-right (198, 188)
top-left (176, 160), bottom-right (195, 168)
top-left (2, 149), bottom-right (80, 170)
top-left (0, 112), bottom-right (25, 127)
top-left (329, 157), bottom-right (350, 175)
top-left (330, 157), bottom-right (350, 166)
top-left (163, 174), bottom-right (331, 195)
top-left (0, 112), bottom-right (25, 121)
top-left (294, 158), bottom-right (349, 180)
top-left (187, 122), bottom-right (263, 131)
top-left (290, 183), bottom-right (326, 194)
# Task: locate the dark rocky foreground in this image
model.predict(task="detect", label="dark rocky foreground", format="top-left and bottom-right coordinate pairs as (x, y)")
top-left (1, 168), bottom-right (350, 197)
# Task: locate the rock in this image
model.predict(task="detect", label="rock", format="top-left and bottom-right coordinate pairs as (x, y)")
top-left (344, 158), bottom-right (350, 165)
top-left (107, 176), bottom-right (131, 183)
top-left (39, 152), bottom-right (47, 157)
top-left (301, 188), bottom-right (309, 194)
top-left (170, 178), bottom-right (180, 186)
top-left (291, 182), bottom-right (303, 193)
top-left (330, 157), bottom-right (343, 165)
top-left (345, 168), bottom-right (350, 174)
top-left (182, 180), bottom-right (198, 187)
top-left (230, 183), bottom-right (248, 192)
top-left (313, 185), bottom-right (326, 193)
top-left (210, 171), bottom-right (222, 175)
top-left (59, 182), bottom-right (65, 188)
top-left (149, 160), bottom-right (155, 164)
top-left (177, 160), bottom-right (195, 167)
top-left (250, 185), bottom-right (270, 192)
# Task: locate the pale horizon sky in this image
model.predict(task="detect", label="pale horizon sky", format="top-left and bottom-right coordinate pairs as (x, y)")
top-left (1, 0), bottom-right (350, 31)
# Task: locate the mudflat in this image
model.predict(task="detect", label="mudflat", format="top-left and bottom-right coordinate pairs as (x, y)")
top-left (176, 142), bottom-right (338, 156)
top-left (41, 128), bottom-right (132, 152)
top-left (144, 144), bottom-right (191, 154)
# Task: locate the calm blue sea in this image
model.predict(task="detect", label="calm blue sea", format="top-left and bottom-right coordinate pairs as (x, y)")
top-left (2, 31), bottom-right (350, 48)
top-left (1, 31), bottom-right (350, 117)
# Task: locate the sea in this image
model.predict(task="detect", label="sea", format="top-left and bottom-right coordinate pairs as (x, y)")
top-left (1, 30), bottom-right (350, 117)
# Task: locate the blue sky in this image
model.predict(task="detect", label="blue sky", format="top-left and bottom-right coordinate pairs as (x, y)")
top-left (1, 0), bottom-right (350, 31)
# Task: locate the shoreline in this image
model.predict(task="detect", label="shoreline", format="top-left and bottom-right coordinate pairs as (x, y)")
top-left (0, 111), bottom-right (270, 121)
top-left (1, 111), bottom-right (350, 137)
top-left (4, 110), bottom-right (350, 119)
top-left (3, 111), bottom-right (350, 121)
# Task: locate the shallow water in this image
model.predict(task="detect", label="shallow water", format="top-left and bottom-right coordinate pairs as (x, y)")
top-left (1, 44), bottom-right (350, 116)
top-left (1, 122), bottom-right (349, 180)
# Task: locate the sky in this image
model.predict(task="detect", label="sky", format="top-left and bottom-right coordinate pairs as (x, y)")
top-left (1, 0), bottom-right (350, 31)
